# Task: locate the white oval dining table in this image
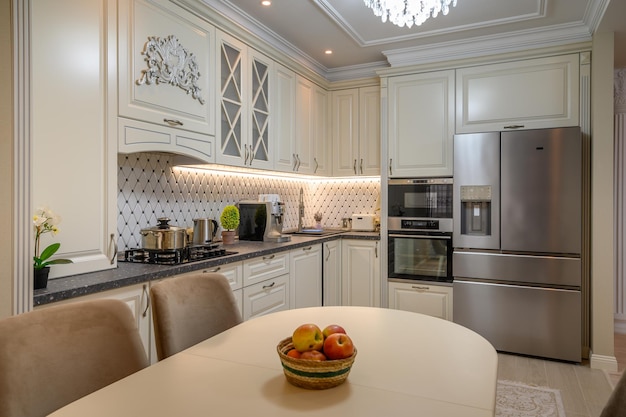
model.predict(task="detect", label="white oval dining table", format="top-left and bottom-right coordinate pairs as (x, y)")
top-left (48, 306), bottom-right (498, 417)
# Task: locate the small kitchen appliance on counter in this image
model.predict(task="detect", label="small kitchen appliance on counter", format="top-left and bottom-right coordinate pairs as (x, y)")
top-left (238, 198), bottom-right (291, 243)
top-left (351, 214), bottom-right (377, 232)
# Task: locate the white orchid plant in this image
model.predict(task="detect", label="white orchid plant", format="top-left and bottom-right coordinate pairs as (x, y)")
top-left (33, 207), bottom-right (72, 270)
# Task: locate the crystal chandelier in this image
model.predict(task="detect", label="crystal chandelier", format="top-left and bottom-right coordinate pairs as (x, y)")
top-left (363, 0), bottom-right (458, 28)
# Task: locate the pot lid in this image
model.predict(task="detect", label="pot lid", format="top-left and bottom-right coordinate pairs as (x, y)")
top-left (141, 217), bottom-right (186, 233)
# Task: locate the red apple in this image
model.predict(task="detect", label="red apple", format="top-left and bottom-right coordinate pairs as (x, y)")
top-left (286, 349), bottom-right (301, 359)
top-left (323, 333), bottom-right (354, 360)
top-left (300, 350), bottom-right (327, 361)
top-left (292, 323), bottom-right (324, 352)
top-left (322, 324), bottom-right (346, 339)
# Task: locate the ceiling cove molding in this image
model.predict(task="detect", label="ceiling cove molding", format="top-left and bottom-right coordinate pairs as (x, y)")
top-left (383, 22), bottom-right (593, 68)
top-left (325, 61), bottom-right (389, 83)
top-left (194, 0), bottom-right (330, 82)
top-left (312, 0), bottom-right (547, 48)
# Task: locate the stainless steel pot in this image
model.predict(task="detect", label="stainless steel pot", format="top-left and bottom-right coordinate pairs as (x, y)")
top-left (192, 218), bottom-right (218, 245)
top-left (140, 218), bottom-right (187, 250)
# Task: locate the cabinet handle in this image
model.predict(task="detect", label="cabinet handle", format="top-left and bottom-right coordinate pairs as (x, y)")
top-left (389, 159), bottom-right (393, 176)
top-left (204, 267), bottom-right (221, 273)
top-left (293, 154), bottom-right (298, 171)
top-left (163, 118), bottom-right (183, 126)
top-left (325, 243), bottom-right (330, 261)
top-left (109, 233), bottom-right (117, 265)
top-left (375, 241), bottom-right (378, 258)
top-left (314, 158), bottom-right (319, 174)
top-left (411, 286), bottom-right (430, 291)
top-left (503, 124), bottom-right (525, 129)
top-left (303, 246), bottom-right (312, 251)
top-left (263, 254), bottom-right (275, 261)
top-left (296, 154), bottom-right (301, 171)
top-left (262, 281), bottom-right (275, 289)
top-left (142, 284), bottom-right (150, 318)
top-left (360, 158), bottom-right (363, 174)
top-left (248, 145), bottom-right (254, 166)
top-left (353, 159), bottom-right (357, 175)
top-left (244, 145), bottom-right (249, 165)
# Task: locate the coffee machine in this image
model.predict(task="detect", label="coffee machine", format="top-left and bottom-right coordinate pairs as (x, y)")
top-left (238, 195), bottom-right (291, 243)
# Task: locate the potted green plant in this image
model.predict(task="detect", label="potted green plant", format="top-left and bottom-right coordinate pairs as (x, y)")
top-left (220, 205), bottom-right (240, 245)
top-left (33, 207), bottom-right (73, 289)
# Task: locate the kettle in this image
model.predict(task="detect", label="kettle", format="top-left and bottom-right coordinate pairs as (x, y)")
top-left (192, 218), bottom-right (218, 245)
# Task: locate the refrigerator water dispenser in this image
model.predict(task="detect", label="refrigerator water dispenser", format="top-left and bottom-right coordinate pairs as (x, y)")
top-left (460, 185), bottom-right (492, 236)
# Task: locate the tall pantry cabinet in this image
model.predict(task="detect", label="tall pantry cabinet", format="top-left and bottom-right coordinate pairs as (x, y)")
top-left (31, 0), bottom-right (118, 278)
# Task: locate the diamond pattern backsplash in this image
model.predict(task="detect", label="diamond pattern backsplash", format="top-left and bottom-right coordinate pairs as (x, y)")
top-left (118, 153), bottom-right (380, 249)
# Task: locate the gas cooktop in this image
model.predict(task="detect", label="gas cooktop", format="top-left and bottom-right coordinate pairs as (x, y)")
top-left (122, 244), bottom-right (237, 265)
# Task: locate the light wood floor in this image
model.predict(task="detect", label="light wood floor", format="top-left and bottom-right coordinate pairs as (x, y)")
top-left (496, 334), bottom-right (625, 417)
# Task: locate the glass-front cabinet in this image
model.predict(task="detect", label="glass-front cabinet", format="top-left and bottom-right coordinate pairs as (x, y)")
top-left (216, 30), bottom-right (273, 169)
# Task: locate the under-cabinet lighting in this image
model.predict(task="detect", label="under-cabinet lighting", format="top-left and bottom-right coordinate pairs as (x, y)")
top-left (173, 164), bottom-right (379, 183)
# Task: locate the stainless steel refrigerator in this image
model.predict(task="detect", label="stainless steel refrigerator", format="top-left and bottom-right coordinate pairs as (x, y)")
top-left (452, 127), bottom-right (582, 362)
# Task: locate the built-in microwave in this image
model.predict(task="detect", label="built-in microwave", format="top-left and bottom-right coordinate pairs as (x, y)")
top-left (388, 178), bottom-right (453, 220)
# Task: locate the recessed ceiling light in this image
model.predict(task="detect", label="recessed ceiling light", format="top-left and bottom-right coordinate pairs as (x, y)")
top-left (261, 0), bottom-right (271, 6)
top-left (325, 50), bottom-right (333, 55)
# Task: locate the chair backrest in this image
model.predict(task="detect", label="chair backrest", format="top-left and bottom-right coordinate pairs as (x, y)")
top-left (150, 272), bottom-right (243, 361)
top-left (0, 299), bottom-right (149, 417)
top-left (601, 371), bottom-right (626, 417)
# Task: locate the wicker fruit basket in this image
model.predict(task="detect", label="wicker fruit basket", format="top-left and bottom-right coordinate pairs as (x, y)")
top-left (276, 337), bottom-right (357, 390)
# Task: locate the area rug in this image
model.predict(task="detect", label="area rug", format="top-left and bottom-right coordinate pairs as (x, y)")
top-left (496, 380), bottom-right (566, 417)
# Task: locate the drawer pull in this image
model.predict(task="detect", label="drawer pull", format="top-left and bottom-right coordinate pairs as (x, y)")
top-left (503, 124), bottom-right (524, 129)
top-left (163, 118), bottom-right (183, 126)
top-left (142, 284), bottom-right (150, 317)
top-left (303, 246), bottom-right (312, 251)
top-left (412, 286), bottom-right (430, 291)
top-left (262, 282), bottom-right (275, 289)
top-left (205, 267), bottom-right (221, 273)
top-left (263, 254), bottom-right (275, 261)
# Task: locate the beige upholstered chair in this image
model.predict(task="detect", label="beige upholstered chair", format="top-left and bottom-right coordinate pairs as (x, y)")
top-left (150, 272), bottom-right (243, 361)
top-left (601, 371), bottom-right (626, 417)
top-left (0, 299), bottom-right (149, 417)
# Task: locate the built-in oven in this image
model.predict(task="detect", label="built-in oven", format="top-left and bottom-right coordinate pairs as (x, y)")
top-left (387, 178), bottom-right (453, 282)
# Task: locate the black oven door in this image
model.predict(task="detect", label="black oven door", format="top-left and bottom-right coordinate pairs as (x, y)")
top-left (388, 232), bottom-right (453, 282)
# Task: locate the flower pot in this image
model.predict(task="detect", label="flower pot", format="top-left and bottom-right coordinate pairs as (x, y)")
top-left (221, 230), bottom-right (236, 245)
top-left (34, 267), bottom-right (50, 290)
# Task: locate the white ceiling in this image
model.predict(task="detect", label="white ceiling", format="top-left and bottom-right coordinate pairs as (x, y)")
top-left (202, 0), bottom-right (624, 81)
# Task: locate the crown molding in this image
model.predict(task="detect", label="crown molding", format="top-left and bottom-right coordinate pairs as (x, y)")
top-left (383, 22), bottom-right (592, 68)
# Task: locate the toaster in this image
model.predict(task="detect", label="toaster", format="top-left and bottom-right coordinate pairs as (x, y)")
top-left (351, 214), bottom-right (377, 231)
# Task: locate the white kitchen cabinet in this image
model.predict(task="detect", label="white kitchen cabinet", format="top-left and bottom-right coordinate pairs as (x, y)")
top-left (387, 70), bottom-right (455, 177)
top-left (243, 251), bottom-right (290, 287)
top-left (290, 244), bottom-right (322, 309)
top-left (31, 0), bottom-right (118, 278)
top-left (118, 0), bottom-right (216, 161)
top-left (388, 281), bottom-right (453, 321)
top-left (332, 86), bottom-right (380, 176)
top-left (35, 283), bottom-right (152, 361)
top-left (215, 31), bottom-right (273, 169)
top-left (242, 274), bottom-right (290, 320)
top-left (456, 54), bottom-right (580, 133)
top-left (341, 239), bottom-right (381, 307)
top-left (323, 240), bottom-right (342, 306)
top-left (274, 72), bottom-right (329, 175)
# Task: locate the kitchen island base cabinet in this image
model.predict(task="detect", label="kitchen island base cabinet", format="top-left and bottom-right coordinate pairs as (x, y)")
top-left (290, 244), bottom-right (322, 309)
top-left (341, 240), bottom-right (381, 307)
top-left (388, 281), bottom-right (453, 321)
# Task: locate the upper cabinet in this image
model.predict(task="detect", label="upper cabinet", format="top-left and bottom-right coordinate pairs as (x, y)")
top-left (215, 31), bottom-right (273, 169)
top-left (332, 86), bottom-right (380, 176)
top-left (32, 0), bottom-right (118, 277)
top-left (387, 70), bottom-right (455, 178)
top-left (118, 0), bottom-right (216, 161)
top-left (274, 70), bottom-right (329, 175)
top-left (456, 54), bottom-right (580, 133)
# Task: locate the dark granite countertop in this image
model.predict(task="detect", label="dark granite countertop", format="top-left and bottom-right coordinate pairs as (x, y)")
top-left (34, 231), bottom-right (379, 306)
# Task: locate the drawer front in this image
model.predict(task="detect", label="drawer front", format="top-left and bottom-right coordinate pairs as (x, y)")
top-left (191, 262), bottom-right (243, 291)
top-left (242, 274), bottom-right (289, 321)
top-left (243, 252), bottom-right (289, 286)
